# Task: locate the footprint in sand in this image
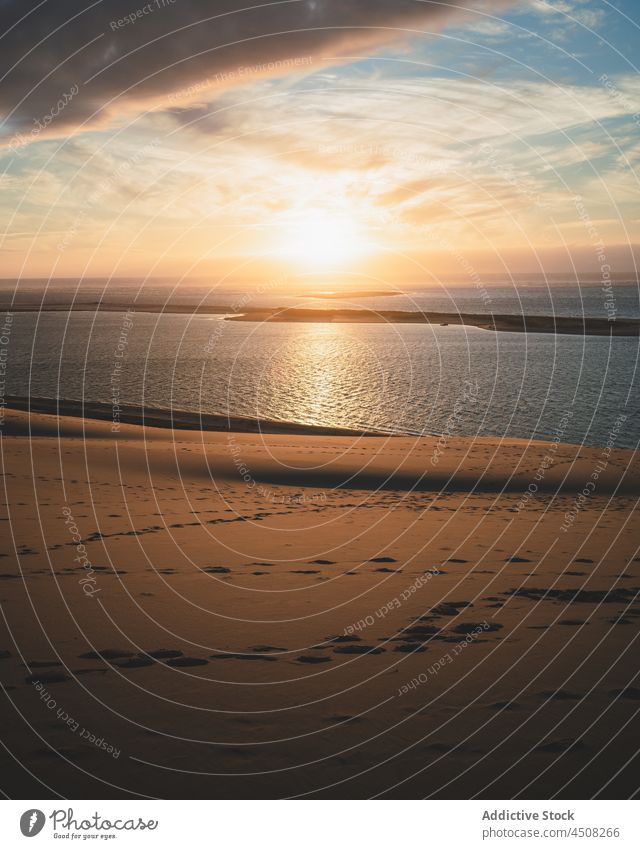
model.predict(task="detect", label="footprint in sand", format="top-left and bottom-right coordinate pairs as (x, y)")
top-left (25, 672), bottom-right (70, 684)
top-left (251, 645), bottom-right (286, 653)
top-left (429, 604), bottom-right (466, 617)
top-left (453, 623), bottom-right (503, 634)
top-left (297, 655), bottom-right (331, 664)
top-left (368, 557), bottom-right (397, 563)
top-left (511, 587), bottom-right (638, 604)
top-left (334, 645), bottom-right (385, 655)
top-left (328, 635), bottom-right (361, 643)
top-left (209, 653), bottom-right (277, 662)
top-left (115, 657), bottom-right (154, 668)
top-left (79, 649), bottom-right (134, 660)
top-left (610, 687), bottom-right (640, 700)
top-left (146, 649), bottom-right (183, 659)
top-left (540, 690), bottom-right (581, 700)
top-left (165, 657), bottom-right (208, 667)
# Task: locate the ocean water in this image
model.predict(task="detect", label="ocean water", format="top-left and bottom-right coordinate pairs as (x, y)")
top-left (2, 307), bottom-right (639, 448)
top-left (3, 277), bottom-right (640, 319)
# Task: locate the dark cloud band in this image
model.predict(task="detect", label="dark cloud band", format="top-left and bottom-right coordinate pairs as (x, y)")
top-left (0, 0), bottom-right (504, 142)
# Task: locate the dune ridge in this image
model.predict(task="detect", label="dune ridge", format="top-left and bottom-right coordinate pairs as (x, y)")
top-left (3, 396), bottom-right (380, 437)
top-left (3, 404), bottom-right (639, 496)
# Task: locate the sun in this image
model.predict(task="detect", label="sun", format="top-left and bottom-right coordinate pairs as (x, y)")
top-left (273, 210), bottom-right (369, 268)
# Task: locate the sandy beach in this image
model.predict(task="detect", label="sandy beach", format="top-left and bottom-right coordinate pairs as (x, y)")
top-left (1, 403), bottom-right (639, 799)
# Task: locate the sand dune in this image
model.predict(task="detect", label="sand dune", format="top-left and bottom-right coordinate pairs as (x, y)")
top-left (3, 405), bottom-right (638, 495)
top-left (0, 405), bottom-right (639, 799)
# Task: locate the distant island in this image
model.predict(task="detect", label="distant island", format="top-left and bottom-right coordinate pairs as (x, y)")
top-left (2, 300), bottom-right (638, 336)
top-left (225, 307), bottom-right (640, 336)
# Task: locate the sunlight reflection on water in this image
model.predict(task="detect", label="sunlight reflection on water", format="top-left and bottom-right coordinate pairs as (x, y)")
top-left (5, 312), bottom-right (640, 447)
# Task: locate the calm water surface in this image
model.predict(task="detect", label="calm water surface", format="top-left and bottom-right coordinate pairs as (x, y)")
top-left (4, 311), bottom-right (639, 448)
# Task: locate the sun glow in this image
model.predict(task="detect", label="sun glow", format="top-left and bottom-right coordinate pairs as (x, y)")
top-left (273, 210), bottom-right (370, 268)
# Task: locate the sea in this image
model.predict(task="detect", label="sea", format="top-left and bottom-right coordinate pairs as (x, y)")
top-left (1, 277), bottom-right (639, 448)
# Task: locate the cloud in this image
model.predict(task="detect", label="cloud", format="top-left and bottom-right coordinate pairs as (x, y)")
top-left (528, 0), bottom-right (606, 29)
top-left (0, 0), bottom-right (508, 144)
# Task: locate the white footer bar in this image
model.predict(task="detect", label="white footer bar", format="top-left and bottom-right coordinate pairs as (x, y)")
top-left (0, 800), bottom-right (637, 848)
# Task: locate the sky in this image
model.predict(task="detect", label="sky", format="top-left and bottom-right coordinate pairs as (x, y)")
top-left (0, 0), bottom-right (639, 285)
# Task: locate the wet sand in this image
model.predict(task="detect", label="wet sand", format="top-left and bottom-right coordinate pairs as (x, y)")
top-left (1, 406), bottom-right (639, 799)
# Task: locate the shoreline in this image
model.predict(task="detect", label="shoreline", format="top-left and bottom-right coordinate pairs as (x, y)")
top-left (0, 302), bottom-right (638, 335)
top-left (2, 396), bottom-right (384, 437)
top-left (3, 399), bottom-right (640, 496)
